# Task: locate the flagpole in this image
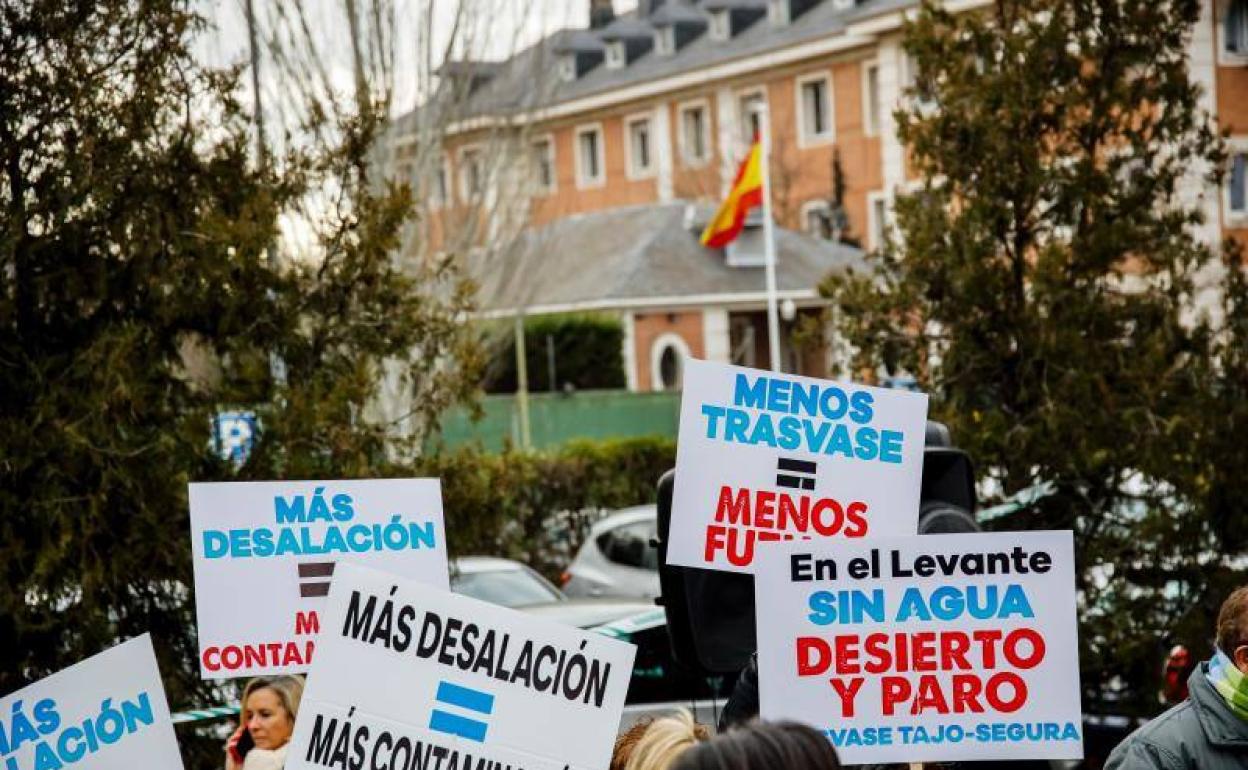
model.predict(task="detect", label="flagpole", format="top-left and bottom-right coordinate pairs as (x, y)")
top-left (755, 103), bottom-right (783, 373)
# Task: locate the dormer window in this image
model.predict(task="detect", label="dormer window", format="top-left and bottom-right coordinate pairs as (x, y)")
top-left (832, 0), bottom-right (855, 9)
top-left (655, 25), bottom-right (676, 56)
top-left (605, 40), bottom-right (626, 69)
top-left (768, 0), bottom-right (789, 26)
top-left (710, 10), bottom-right (731, 41)
top-left (559, 54), bottom-right (577, 81)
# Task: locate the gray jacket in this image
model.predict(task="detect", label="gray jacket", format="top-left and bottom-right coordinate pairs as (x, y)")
top-left (1105, 663), bottom-right (1248, 769)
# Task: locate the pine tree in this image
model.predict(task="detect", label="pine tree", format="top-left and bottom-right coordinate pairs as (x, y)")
top-left (827, 0), bottom-right (1248, 713)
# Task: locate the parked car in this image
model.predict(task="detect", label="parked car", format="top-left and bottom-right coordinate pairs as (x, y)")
top-left (562, 505), bottom-right (660, 600)
top-left (449, 556), bottom-right (565, 608)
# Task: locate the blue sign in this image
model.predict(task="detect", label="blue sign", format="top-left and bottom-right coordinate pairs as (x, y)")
top-left (212, 411), bottom-right (257, 467)
top-left (429, 680), bottom-right (495, 743)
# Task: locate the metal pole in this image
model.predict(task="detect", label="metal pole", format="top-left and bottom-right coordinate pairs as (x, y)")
top-left (546, 334), bottom-right (557, 392)
top-left (514, 313), bottom-right (532, 449)
top-left (755, 103), bottom-right (782, 373)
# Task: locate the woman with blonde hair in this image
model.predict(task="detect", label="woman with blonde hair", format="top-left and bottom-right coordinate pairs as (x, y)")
top-left (612, 710), bottom-right (711, 770)
top-left (224, 675), bottom-right (305, 770)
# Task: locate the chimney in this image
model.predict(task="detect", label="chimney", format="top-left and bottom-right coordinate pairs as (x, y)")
top-left (590, 0), bottom-right (615, 29)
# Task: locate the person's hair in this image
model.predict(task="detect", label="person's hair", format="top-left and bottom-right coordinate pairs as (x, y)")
top-left (622, 710), bottom-right (710, 770)
top-left (241, 675), bottom-right (305, 722)
top-left (670, 720), bottom-right (840, 770)
top-left (1216, 585), bottom-right (1248, 656)
top-left (612, 719), bottom-right (652, 770)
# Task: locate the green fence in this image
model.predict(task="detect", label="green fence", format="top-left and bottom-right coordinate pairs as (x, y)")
top-left (437, 389), bottom-right (680, 450)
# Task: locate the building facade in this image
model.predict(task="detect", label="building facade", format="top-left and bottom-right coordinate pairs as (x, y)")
top-left (394, 0), bottom-right (1248, 392)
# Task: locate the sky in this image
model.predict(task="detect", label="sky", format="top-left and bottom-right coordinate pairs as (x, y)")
top-left (197, 0), bottom-right (638, 117)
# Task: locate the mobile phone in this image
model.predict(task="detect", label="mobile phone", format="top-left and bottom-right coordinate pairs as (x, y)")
top-left (237, 727), bottom-right (255, 757)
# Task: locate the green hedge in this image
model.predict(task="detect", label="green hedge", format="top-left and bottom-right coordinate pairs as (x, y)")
top-left (419, 436), bottom-right (675, 578)
top-left (483, 314), bottom-right (626, 393)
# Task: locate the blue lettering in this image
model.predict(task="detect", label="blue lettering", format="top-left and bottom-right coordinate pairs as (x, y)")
top-left (733, 373), bottom-right (767, 409)
top-left (204, 531), bottom-right (229, 559)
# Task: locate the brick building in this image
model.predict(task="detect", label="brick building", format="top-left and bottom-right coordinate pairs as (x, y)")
top-left (393, 0), bottom-right (1248, 392)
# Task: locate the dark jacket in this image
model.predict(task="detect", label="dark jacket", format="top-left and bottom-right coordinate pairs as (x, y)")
top-left (1105, 663), bottom-right (1248, 769)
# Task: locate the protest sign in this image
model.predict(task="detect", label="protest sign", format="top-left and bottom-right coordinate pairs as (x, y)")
top-left (189, 479), bottom-right (449, 678)
top-left (667, 359), bottom-right (929, 572)
top-left (0, 634), bottom-right (182, 770)
top-left (756, 531), bottom-right (1082, 764)
top-left (286, 562), bottom-right (636, 770)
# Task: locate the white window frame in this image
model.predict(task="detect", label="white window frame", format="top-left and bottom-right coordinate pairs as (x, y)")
top-left (649, 332), bottom-right (693, 391)
top-left (710, 10), bottom-right (731, 41)
top-left (736, 86), bottom-right (768, 150)
top-left (768, 0), bottom-right (790, 26)
top-left (559, 54), bottom-right (578, 82)
top-left (902, 53), bottom-right (937, 114)
top-left (656, 25), bottom-right (677, 56)
top-left (430, 155), bottom-right (452, 209)
top-left (605, 40), bottom-right (627, 69)
top-left (800, 199), bottom-right (832, 238)
top-left (861, 60), bottom-right (881, 137)
top-left (795, 71), bottom-right (835, 148)
top-left (574, 122), bottom-right (606, 189)
top-left (530, 134), bottom-right (557, 195)
top-left (867, 190), bottom-right (891, 251)
top-left (1225, 136), bottom-right (1248, 227)
top-left (457, 144), bottom-right (484, 203)
top-left (1219, 0), bottom-right (1248, 65)
top-left (625, 113), bottom-right (656, 180)
top-left (677, 98), bottom-right (712, 167)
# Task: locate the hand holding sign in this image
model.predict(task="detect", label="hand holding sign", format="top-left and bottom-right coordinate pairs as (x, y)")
top-left (755, 531), bottom-right (1082, 765)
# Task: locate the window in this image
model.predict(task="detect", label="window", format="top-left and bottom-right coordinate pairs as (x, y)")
top-left (1227, 145), bottom-right (1248, 223)
top-left (575, 124), bottom-right (605, 187)
top-left (768, 0), bottom-right (789, 26)
top-left (429, 156), bottom-right (450, 208)
top-left (1226, 0), bottom-right (1248, 57)
top-left (531, 137), bottom-right (555, 194)
top-left (868, 191), bottom-right (890, 250)
top-left (739, 91), bottom-right (765, 145)
top-left (679, 101), bottom-right (710, 165)
top-left (626, 115), bottom-right (654, 178)
top-left (649, 333), bottom-right (690, 390)
top-left (606, 40), bottom-right (626, 69)
top-left (655, 25), bottom-right (676, 56)
top-left (903, 53), bottom-right (937, 113)
top-left (595, 520), bottom-right (658, 570)
top-left (802, 200), bottom-right (832, 239)
top-left (458, 146), bottom-right (483, 202)
top-left (710, 10), bottom-right (731, 41)
top-left (863, 61), bottom-right (881, 136)
top-left (559, 55), bottom-right (577, 82)
top-left (797, 74), bottom-right (833, 145)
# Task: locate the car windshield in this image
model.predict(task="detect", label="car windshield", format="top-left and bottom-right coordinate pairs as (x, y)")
top-left (452, 568), bottom-right (563, 608)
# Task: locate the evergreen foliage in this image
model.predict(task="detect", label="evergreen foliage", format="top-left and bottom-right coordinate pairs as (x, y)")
top-left (483, 314), bottom-right (627, 393)
top-left (0, 0), bottom-right (478, 759)
top-left (826, 0), bottom-right (1248, 714)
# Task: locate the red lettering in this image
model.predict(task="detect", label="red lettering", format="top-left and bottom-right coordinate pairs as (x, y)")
top-left (715, 487), bottom-right (751, 525)
top-left (972, 629), bottom-right (1003, 668)
top-left (941, 631), bottom-right (972, 670)
top-left (726, 527), bottom-right (753, 566)
top-left (777, 494), bottom-right (809, 532)
top-left (863, 634), bottom-right (891, 674)
top-left (202, 648), bottom-right (221, 672)
top-left (755, 491), bottom-right (776, 528)
top-left (811, 499), bottom-right (845, 535)
top-left (222, 646), bottom-right (243, 669)
top-left (985, 672), bottom-right (1028, 712)
top-left (911, 632), bottom-right (937, 671)
top-left (829, 677), bottom-right (864, 718)
top-left (911, 675), bottom-right (950, 715)
top-left (797, 637), bottom-right (832, 676)
top-left (881, 677), bottom-right (911, 716)
top-left (295, 611), bottom-right (320, 635)
top-left (952, 674), bottom-right (986, 713)
top-left (834, 634), bottom-right (861, 675)
top-left (1003, 628), bottom-right (1046, 669)
top-left (704, 525), bottom-right (728, 563)
top-left (843, 501), bottom-right (869, 537)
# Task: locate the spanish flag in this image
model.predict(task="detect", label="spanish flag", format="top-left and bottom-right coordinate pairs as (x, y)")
top-left (700, 140), bottom-right (764, 248)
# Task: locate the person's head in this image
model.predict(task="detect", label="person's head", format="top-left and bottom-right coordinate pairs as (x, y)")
top-left (241, 675), bottom-right (304, 750)
top-left (618, 710), bottom-right (710, 770)
top-left (1216, 585), bottom-right (1248, 673)
top-left (670, 720), bottom-right (840, 770)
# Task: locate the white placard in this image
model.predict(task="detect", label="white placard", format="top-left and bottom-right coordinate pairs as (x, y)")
top-left (756, 531), bottom-right (1083, 765)
top-left (0, 635), bottom-right (183, 770)
top-left (189, 479), bottom-right (449, 678)
top-left (286, 563), bottom-right (636, 770)
top-left (667, 360), bottom-right (929, 572)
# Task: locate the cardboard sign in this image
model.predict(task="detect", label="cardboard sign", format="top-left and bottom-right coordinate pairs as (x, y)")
top-left (756, 531), bottom-right (1082, 765)
top-left (0, 635), bottom-right (182, 770)
top-left (667, 360), bottom-right (929, 572)
top-left (286, 563), bottom-right (636, 770)
top-left (189, 479), bottom-right (449, 679)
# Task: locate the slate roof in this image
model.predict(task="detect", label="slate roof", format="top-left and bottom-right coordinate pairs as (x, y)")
top-left (393, 0), bottom-right (917, 130)
top-left (469, 202), bottom-right (864, 314)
